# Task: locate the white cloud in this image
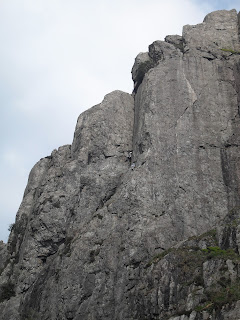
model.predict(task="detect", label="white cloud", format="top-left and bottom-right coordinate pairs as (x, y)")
top-left (0, 0), bottom-right (239, 242)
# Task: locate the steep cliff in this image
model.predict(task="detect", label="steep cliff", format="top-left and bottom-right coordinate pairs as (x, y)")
top-left (1, 9), bottom-right (240, 320)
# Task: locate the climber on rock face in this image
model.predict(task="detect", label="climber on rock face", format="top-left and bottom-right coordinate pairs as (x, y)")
top-left (131, 162), bottom-right (135, 170)
top-left (127, 151), bottom-right (133, 163)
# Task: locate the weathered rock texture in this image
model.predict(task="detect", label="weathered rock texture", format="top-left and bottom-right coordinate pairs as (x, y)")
top-left (1, 9), bottom-right (240, 320)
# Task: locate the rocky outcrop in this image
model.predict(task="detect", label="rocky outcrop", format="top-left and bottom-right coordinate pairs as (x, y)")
top-left (1, 9), bottom-right (240, 320)
top-left (0, 242), bottom-right (7, 275)
top-left (126, 207), bottom-right (240, 320)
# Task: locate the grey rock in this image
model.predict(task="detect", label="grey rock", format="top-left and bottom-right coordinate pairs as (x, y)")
top-left (131, 52), bottom-right (154, 92)
top-left (165, 34), bottom-right (185, 52)
top-left (183, 9), bottom-right (240, 54)
top-left (122, 208), bottom-right (240, 319)
top-left (0, 242), bottom-right (7, 273)
top-left (1, 9), bottom-right (240, 320)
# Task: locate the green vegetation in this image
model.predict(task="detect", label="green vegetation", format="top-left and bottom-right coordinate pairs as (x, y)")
top-left (188, 229), bottom-right (218, 245)
top-left (195, 280), bottom-right (240, 313)
top-left (146, 229), bottom-right (218, 268)
top-left (146, 248), bottom-right (173, 267)
top-left (146, 212), bottom-right (240, 317)
top-left (0, 282), bottom-right (15, 302)
top-left (202, 246), bottom-right (240, 261)
top-left (208, 280), bottom-right (240, 307)
top-left (195, 302), bottom-right (213, 312)
top-left (146, 229), bottom-right (239, 268)
top-left (221, 48), bottom-right (240, 54)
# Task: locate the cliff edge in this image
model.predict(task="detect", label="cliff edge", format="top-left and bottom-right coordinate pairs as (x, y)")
top-left (1, 9), bottom-right (240, 320)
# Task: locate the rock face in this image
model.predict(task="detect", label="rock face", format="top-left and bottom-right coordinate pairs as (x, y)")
top-left (1, 9), bottom-right (240, 320)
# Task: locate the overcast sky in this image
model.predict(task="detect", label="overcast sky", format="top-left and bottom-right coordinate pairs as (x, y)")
top-left (1, 0), bottom-right (240, 242)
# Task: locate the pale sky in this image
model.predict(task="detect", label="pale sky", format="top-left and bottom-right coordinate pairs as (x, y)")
top-left (1, 0), bottom-right (240, 242)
